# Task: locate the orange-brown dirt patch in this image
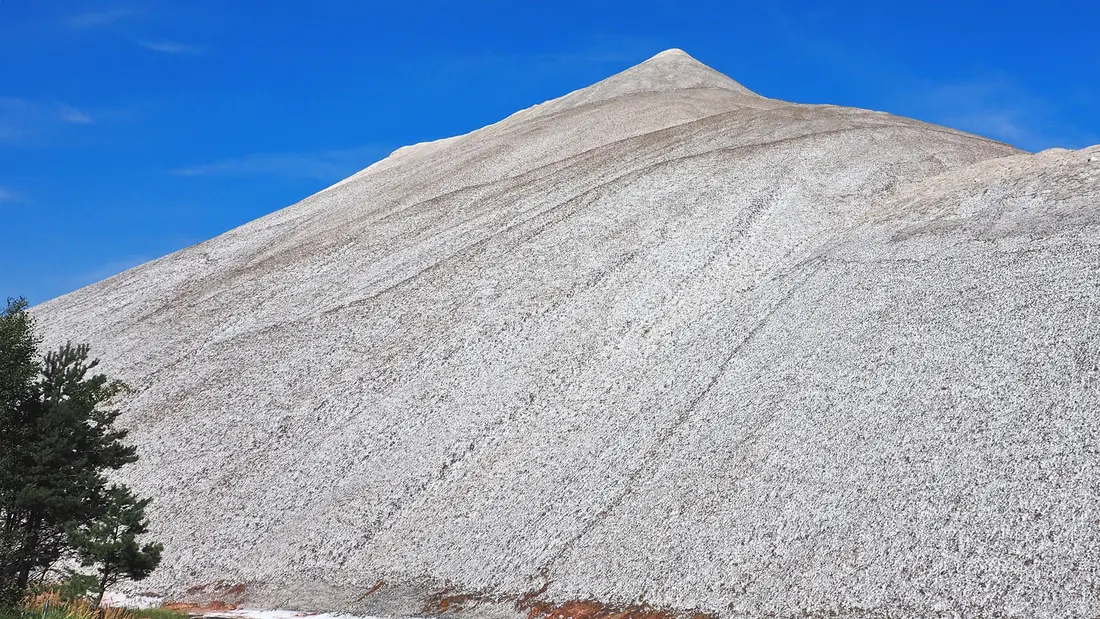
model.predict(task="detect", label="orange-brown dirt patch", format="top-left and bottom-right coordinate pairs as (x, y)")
top-left (162, 601), bottom-right (238, 613)
top-left (422, 584), bottom-right (716, 619)
top-left (424, 592), bottom-right (488, 614)
top-left (354, 580), bottom-right (386, 603)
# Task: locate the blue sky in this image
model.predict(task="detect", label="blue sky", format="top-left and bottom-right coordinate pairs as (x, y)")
top-left (2, 1), bottom-right (1097, 304)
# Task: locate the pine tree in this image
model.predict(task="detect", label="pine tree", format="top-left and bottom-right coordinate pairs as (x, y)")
top-left (0, 299), bottom-right (38, 421)
top-left (69, 486), bottom-right (163, 607)
top-left (0, 298), bottom-right (41, 606)
top-left (0, 298), bottom-right (147, 608)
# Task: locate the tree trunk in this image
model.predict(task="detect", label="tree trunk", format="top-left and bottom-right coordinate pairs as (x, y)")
top-left (94, 570), bottom-right (110, 609)
top-left (13, 523), bottom-right (39, 595)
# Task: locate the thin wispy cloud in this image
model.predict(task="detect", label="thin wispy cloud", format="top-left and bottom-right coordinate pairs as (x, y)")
top-left (0, 185), bottom-right (27, 210)
top-left (950, 112), bottom-right (1026, 143)
top-left (909, 79), bottom-right (1028, 140)
top-left (56, 103), bottom-right (93, 124)
top-left (758, 6), bottom-right (1095, 152)
top-left (0, 98), bottom-right (33, 142)
top-left (64, 8), bottom-right (209, 57)
top-left (1, 98), bottom-right (96, 144)
top-left (172, 147), bottom-right (388, 181)
top-left (138, 40), bottom-right (208, 55)
top-left (899, 77), bottom-right (1095, 152)
top-left (67, 8), bottom-right (135, 30)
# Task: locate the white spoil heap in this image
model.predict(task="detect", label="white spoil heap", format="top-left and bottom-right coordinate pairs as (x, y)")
top-left (34, 49), bottom-right (1100, 618)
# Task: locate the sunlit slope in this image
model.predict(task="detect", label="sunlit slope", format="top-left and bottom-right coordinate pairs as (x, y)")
top-left (35, 50), bottom-right (1100, 618)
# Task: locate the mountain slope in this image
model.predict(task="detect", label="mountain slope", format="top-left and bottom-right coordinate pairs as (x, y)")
top-left (33, 50), bottom-right (1100, 618)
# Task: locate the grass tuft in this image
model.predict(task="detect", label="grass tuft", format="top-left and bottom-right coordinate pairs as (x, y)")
top-left (15, 591), bottom-right (189, 619)
top-left (128, 610), bottom-right (189, 619)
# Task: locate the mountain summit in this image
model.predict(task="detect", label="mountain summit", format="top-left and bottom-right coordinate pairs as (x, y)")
top-left (33, 50), bottom-right (1100, 618)
top-left (533, 48), bottom-right (759, 115)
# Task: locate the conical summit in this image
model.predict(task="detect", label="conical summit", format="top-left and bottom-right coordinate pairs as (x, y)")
top-left (33, 50), bottom-right (1100, 618)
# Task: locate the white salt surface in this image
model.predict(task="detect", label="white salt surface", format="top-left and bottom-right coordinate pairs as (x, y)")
top-left (101, 592), bottom-right (163, 610)
top-left (102, 593), bottom-right (385, 619)
top-left (34, 50), bottom-right (1100, 618)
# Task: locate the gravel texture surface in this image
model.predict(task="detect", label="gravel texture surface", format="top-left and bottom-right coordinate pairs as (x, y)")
top-left (32, 50), bottom-right (1100, 618)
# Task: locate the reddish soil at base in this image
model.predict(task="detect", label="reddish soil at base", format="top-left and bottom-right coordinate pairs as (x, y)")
top-left (162, 601), bottom-right (238, 613)
top-left (425, 587), bottom-right (716, 619)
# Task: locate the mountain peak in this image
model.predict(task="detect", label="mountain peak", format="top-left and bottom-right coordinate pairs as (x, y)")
top-left (646, 47), bottom-right (693, 61)
top-left (528, 47), bottom-right (759, 117)
top-left (633, 47), bottom-right (754, 93)
top-left (646, 47), bottom-right (690, 59)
